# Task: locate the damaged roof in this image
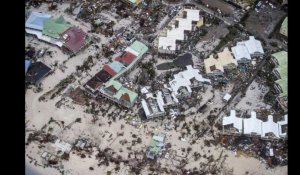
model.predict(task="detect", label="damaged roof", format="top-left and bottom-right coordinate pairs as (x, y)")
top-left (26, 62), bottom-right (51, 84)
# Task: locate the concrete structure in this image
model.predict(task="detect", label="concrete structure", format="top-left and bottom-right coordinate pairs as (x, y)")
top-left (231, 36), bottom-right (264, 63)
top-left (157, 8), bottom-right (203, 54)
top-left (146, 133), bottom-right (165, 159)
top-left (169, 65), bottom-right (210, 98)
top-left (204, 47), bottom-right (238, 75)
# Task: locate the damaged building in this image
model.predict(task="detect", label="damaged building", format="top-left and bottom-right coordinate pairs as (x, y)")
top-left (222, 110), bottom-right (288, 140)
top-left (85, 40), bottom-right (148, 108)
top-left (204, 47), bottom-right (238, 76)
top-left (156, 8), bottom-right (204, 54)
top-left (141, 92), bottom-right (166, 119)
top-left (146, 133), bottom-right (166, 159)
top-left (168, 65), bottom-right (211, 99)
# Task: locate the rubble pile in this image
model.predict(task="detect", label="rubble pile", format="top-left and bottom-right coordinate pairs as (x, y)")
top-left (221, 135), bottom-right (287, 167)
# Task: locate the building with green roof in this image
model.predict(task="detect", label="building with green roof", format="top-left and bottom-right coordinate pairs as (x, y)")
top-left (280, 17), bottom-right (287, 37)
top-left (271, 51), bottom-right (287, 97)
top-left (101, 80), bottom-right (138, 108)
top-left (130, 40), bottom-right (149, 57)
top-left (112, 40), bottom-right (148, 80)
top-left (98, 40), bottom-right (148, 108)
top-left (42, 16), bottom-right (72, 39)
top-left (146, 133), bottom-right (165, 159)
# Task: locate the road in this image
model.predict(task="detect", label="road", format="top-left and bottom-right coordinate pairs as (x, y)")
top-left (161, 0), bottom-right (234, 25)
top-left (189, 0), bottom-right (234, 25)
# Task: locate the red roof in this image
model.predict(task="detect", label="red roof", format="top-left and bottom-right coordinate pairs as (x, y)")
top-left (103, 65), bottom-right (117, 76)
top-left (115, 52), bottom-right (136, 65)
top-left (61, 27), bottom-right (87, 53)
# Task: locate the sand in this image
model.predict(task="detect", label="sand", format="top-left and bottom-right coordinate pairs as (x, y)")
top-left (26, 2), bottom-right (287, 175)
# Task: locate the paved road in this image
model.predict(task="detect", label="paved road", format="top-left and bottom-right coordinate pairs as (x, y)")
top-left (162, 0), bottom-right (234, 25)
top-left (189, 1), bottom-right (234, 25)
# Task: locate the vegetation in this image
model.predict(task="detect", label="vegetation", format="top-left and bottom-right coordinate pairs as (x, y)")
top-left (141, 61), bottom-right (156, 80)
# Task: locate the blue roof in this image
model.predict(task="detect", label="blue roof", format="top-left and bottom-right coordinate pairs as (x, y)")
top-left (109, 61), bottom-right (125, 73)
top-left (25, 12), bottom-right (51, 31)
top-left (25, 60), bottom-right (31, 74)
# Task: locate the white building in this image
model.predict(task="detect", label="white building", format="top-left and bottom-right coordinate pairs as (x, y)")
top-left (157, 8), bottom-right (203, 54)
top-left (231, 36), bottom-right (264, 63)
top-left (243, 111), bottom-right (263, 136)
top-left (222, 110), bottom-right (243, 134)
top-left (278, 114), bottom-right (288, 137)
top-left (222, 110), bottom-right (288, 139)
top-left (142, 92), bottom-right (165, 119)
top-left (169, 65), bottom-right (210, 98)
top-left (51, 139), bottom-right (72, 155)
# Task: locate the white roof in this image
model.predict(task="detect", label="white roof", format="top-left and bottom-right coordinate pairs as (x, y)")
top-left (169, 65), bottom-right (210, 95)
top-left (222, 110), bottom-right (243, 133)
top-left (141, 87), bottom-right (149, 94)
top-left (158, 8), bottom-right (201, 52)
top-left (158, 37), bottom-right (177, 51)
top-left (223, 93), bottom-right (231, 101)
top-left (261, 115), bottom-right (280, 138)
top-left (278, 114), bottom-right (288, 137)
top-left (124, 47), bottom-right (139, 56)
top-left (156, 91), bottom-right (166, 112)
top-left (141, 99), bottom-right (151, 116)
top-left (243, 111), bottom-right (263, 135)
top-left (26, 28), bottom-right (63, 47)
top-left (231, 36), bottom-right (264, 61)
top-left (185, 9), bottom-right (200, 21)
top-left (167, 28), bottom-right (185, 40)
top-left (153, 135), bottom-right (164, 142)
top-left (176, 18), bottom-right (193, 31)
top-left (52, 139), bottom-right (72, 153)
top-left (244, 36), bottom-right (264, 55)
top-left (231, 44), bottom-right (251, 61)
